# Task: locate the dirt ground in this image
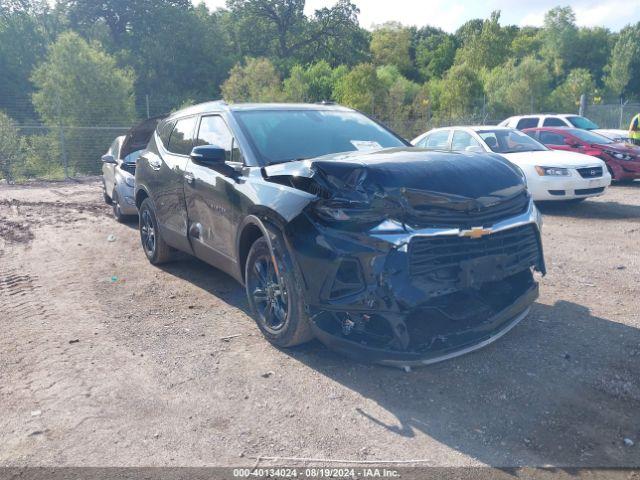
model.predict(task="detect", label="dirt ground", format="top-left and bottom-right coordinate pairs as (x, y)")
top-left (0, 177), bottom-right (639, 468)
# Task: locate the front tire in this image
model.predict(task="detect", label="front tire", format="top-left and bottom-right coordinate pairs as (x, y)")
top-left (112, 191), bottom-right (127, 223)
top-left (245, 236), bottom-right (313, 347)
top-left (139, 198), bottom-right (173, 265)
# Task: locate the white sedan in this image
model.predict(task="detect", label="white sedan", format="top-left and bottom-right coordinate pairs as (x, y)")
top-left (412, 126), bottom-right (611, 201)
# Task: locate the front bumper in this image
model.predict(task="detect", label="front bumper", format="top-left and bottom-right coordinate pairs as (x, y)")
top-left (286, 200), bottom-right (545, 365)
top-left (114, 176), bottom-right (138, 215)
top-left (527, 170), bottom-right (611, 201)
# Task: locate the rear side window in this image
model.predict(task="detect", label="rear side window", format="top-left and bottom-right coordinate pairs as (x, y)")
top-left (539, 131), bottom-right (566, 145)
top-left (419, 130), bottom-right (450, 149)
top-left (451, 130), bottom-right (482, 151)
top-left (158, 120), bottom-right (175, 148)
top-left (543, 117), bottom-right (568, 127)
top-left (167, 117), bottom-right (197, 155)
top-left (516, 118), bottom-right (539, 130)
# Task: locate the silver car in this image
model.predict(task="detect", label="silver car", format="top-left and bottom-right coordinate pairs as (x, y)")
top-left (101, 117), bottom-right (162, 221)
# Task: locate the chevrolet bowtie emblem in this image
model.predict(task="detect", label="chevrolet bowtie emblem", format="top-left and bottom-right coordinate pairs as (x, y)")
top-left (459, 227), bottom-right (493, 239)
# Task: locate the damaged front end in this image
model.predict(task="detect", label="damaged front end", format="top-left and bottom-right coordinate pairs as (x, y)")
top-left (265, 149), bottom-right (546, 366)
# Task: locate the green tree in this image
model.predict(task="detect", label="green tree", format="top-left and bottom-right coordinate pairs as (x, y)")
top-left (415, 33), bottom-right (456, 80)
top-left (550, 68), bottom-right (596, 111)
top-left (573, 27), bottom-right (613, 86)
top-left (221, 57), bottom-right (283, 102)
top-left (541, 6), bottom-right (578, 76)
top-left (283, 61), bottom-right (345, 102)
top-left (484, 56), bottom-right (552, 117)
top-left (333, 63), bottom-right (383, 115)
top-left (225, 0), bottom-right (363, 67)
top-left (438, 64), bottom-right (484, 119)
top-left (0, 111), bottom-right (23, 181)
top-left (604, 23), bottom-right (640, 98)
top-left (510, 26), bottom-right (542, 60)
top-left (31, 31), bottom-right (136, 174)
top-left (454, 11), bottom-right (510, 71)
top-left (370, 22), bottom-right (412, 74)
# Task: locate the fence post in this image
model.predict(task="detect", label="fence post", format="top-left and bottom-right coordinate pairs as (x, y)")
top-left (146, 94), bottom-right (150, 119)
top-left (56, 95), bottom-right (69, 179)
top-left (579, 94), bottom-right (586, 116)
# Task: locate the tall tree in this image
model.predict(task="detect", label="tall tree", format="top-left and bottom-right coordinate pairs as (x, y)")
top-left (604, 23), bottom-right (640, 98)
top-left (0, 111), bottom-right (23, 181)
top-left (221, 57), bottom-right (283, 102)
top-left (370, 22), bottom-right (412, 75)
top-left (454, 11), bottom-right (510, 71)
top-left (541, 6), bottom-right (578, 76)
top-left (333, 63), bottom-right (383, 115)
top-left (31, 31), bottom-right (136, 173)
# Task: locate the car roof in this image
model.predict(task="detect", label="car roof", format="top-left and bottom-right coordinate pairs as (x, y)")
top-left (166, 100), bottom-right (354, 120)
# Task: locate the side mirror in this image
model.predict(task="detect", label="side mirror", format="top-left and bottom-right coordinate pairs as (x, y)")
top-left (190, 145), bottom-right (226, 166)
top-left (101, 154), bottom-right (116, 164)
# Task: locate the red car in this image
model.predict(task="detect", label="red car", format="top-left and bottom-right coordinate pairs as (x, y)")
top-left (524, 127), bottom-right (640, 182)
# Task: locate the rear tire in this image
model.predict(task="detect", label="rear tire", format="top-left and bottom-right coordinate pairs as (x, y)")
top-left (245, 236), bottom-right (313, 348)
top-left (139, 198), bottom-right (173, 265)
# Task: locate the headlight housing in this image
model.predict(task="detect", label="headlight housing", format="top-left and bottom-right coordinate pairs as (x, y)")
top-left (603, 150), bottom-right (634, 161)
top-left (124, 176), bottom-right (135, 188)
top-left (535, 166), bottom-right (570, 176)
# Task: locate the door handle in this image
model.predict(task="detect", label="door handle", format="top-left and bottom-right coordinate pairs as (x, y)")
top-left (184, 172), bottom-right (195, 184)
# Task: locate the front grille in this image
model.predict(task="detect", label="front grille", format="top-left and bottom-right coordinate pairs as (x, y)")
top-left (120, 163), bottom-right (136, 175)
top-left (575, 187), bottom-right (605, 195)
top-left (577, 166), bottom-right (603, 178)
top-left (405, 191), bottom-right (530, 229)
top-left (409, 224), bottom-right (541, 280)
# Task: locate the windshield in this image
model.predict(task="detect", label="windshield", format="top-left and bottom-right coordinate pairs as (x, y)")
top-left (567, 116), bottom-right (599, 130)
top-left (477, 129), bottom-right (548, 153)
top-left (569, 128), bottom-right (613, 144)
top-left (234, 109), bottom-right (407, 165)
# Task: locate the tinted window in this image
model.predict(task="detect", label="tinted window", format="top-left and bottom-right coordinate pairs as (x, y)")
top-left (234, 109), bottom-right (406, 165)
top-left (516, 118), bottom-right (539, 129)
top-left (167, 117), bottom-right (197, 155)
top-left (477, 129), bottom-right (547, 153)
top-left (196, 115), bottom-right (243, 162)
top-left (543, 117), bottom-right (568, 127)
top-left (539, 131), bottom-right (566, 145)
top-left (451, 130), bottom-right (482, 151)
top-left (158, 120), bottom-right (175, 148)
top-left (567, 116), bottom-right (599, 129)
top-left (420, 130), bottom-right (450, 149)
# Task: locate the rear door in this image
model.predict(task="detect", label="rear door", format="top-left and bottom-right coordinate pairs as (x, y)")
top-left (103, 138), bottom-right (121, 196)
top-left (184, 114), bottom-right (245, 270)
top-left (153, 116), bottom-right (197, 251)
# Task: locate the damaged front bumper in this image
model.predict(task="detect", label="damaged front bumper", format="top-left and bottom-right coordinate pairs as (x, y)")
top-left (286, 199), bottom-right (545, 366)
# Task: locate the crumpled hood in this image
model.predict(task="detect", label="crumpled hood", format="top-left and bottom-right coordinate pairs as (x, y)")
top-left (593, 129), bottom-right (629, 141)
top-left (264, 147), bottom-right (527, 217)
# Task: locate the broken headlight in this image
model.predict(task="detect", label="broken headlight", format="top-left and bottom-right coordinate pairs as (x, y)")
top-left (603, 150), bottom-right (634, 161)
top-left (313, 200), bottom-right (386, 224)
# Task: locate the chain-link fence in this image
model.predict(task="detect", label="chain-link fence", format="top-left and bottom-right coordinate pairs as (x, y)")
top-left (2, 96), bottom-right (637, 183)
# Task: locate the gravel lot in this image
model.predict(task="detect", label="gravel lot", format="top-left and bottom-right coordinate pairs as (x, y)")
top-left (0, 178), bottom-right (639, 468)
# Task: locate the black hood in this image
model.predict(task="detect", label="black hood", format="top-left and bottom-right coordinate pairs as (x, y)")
top-left (264, 148), bottom-right (528, 227)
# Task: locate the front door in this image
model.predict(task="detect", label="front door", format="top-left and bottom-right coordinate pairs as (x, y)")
top-left (184, 114), bottom-right (245, 271)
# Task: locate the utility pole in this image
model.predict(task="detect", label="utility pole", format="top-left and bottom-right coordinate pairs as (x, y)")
top-left (56, 95), bottom-right (69, 179)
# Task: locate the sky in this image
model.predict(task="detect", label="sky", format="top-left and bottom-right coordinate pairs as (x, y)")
top-left (199, 0), bottom-right (640, 32)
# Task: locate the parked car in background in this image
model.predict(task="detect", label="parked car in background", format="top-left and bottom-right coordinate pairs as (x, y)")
top-left (524, 127), bottom-right (640, 183)
top-left (412, 126), bottom-right (611, 202)
top-left (101, 117), bottom-right (163, 221)
top-left (499, 114), bottom-right (629, 142)
top-left (134, 101), bottom-right (545, 366)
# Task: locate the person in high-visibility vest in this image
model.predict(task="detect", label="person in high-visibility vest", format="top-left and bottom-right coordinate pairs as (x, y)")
top-left (630, 112), bottom-right (640, 145)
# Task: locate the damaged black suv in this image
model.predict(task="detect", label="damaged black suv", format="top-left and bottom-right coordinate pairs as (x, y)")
top-left (135, 102), bottom-right (545, 366)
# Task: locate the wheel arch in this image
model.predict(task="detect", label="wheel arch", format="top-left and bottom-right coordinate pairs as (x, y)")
top-left (135, 186), bottom-right (150, 210)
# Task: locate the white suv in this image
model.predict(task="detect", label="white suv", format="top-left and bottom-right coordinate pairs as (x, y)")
top-left (499, 114), bottom-right (628, 142)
